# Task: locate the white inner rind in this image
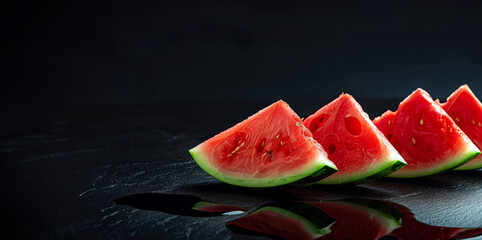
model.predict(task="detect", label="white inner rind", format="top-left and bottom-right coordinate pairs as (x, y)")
top-left (454, 130), bottom-right (482, 170)
top-left (318, 155), bottom-right (404, 184)
top-left (454, 153), bottom-right (482, 170)
top-left (189, 146), bottom-right (336, 188)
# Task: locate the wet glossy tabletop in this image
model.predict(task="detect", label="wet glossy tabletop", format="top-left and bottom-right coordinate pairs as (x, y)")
top-left (1, 100), bottom-right (481, 239)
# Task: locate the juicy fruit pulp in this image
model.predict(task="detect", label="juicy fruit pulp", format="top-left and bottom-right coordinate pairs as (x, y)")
top-left (189, 100), bottom-right (337, 187)
top-left (373, 88), bottom-right (480, 178)
top-left (439, 85), bottom-right (482, 170)
top-left (303, 94), bottom-right (406, 184)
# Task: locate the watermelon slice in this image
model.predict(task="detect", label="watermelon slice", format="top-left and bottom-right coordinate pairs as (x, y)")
top-left (373, 88), bottom-right (480, 178)
top-left (439, 84), bottom-right (482, 170)
top-left (227, 201), bottom-right (335, 240)
top-left (303, 94), bottom-right (406, 184)
top-left (189, 100), bottom-right (337, 188)
top-left (312, 198), bottom-right (403, 240)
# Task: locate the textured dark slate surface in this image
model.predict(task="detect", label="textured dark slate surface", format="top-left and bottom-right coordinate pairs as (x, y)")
top-left (1, 100), bottom-right (481, 239)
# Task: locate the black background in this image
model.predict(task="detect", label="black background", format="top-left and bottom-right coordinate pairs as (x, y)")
top-left (2, 1), bottom-right (482, 239)
top-left (3, 1), bottom-right (482, 112)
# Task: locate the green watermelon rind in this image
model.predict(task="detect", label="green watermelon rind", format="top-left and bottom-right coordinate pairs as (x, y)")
top-left (317, 157), bottom-right (406, 185)
top-left (247, 205), bottom-right (334, 238)
top-left (189, 147), bottom-right (338, 188)
top-left (454, 155), bottom-right (482, 171)
top-left (388, 142), bottom-right (480, 178)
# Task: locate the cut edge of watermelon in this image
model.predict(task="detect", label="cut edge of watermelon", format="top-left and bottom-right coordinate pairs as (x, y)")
top-left (189, 147), bottom-right (337, 188)
top-left (388, 142), bottom-right (480, 178)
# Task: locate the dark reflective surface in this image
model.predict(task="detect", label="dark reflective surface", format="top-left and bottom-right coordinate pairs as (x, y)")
top-left (228, 198), bottom-right (481, 240)
top-left (114, 192), bottom-right (482, 240)
top-left (114, 193), bottom-right (246, 217)
top-left (386, 201), bottom-right (482, 240)
top-left (2, 101), bottom-right (481, 239)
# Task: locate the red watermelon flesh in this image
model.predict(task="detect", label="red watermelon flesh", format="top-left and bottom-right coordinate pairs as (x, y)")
top-left (303, 94), bottom-right (406, 184)
top-left (439, 84), bottom-right (482, 170)
top-left (189, 100), bottom-right (337, 188)
top-left (373, 88), bottom-right (480, 178)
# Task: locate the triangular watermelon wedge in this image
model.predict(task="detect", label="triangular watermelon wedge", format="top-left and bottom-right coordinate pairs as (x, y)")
top-left (373, 88), bottom-right (480, 178)
top-left (303, 94), bottom-right (406, 184)
top-left (189, 100), bottom-right (337, 188)
top-left (438, 84), bottom-right (482, 170)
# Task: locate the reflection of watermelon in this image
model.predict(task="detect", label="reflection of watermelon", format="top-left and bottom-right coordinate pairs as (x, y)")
top-left (191, 201), bottom-right (246, 215)
top-left (439, 85), bottom-right (482, 170)
top-left (387, 201), bottom-right (481, 240)
top-left (373, 88), bottom-right (480, 178)
top-left (304, 94), bottom-right (406, 184)
top-left (114, 193), bottom-right (247, 217)
top-left (313, 198), bottom-right (402, 240)
top-left (227, 201), bottom-right (335, 240)
top-left (189, 100), bottom-right (337, 187)
top-left (452, 228), bottom-right (482, 239)
top-left (226, 198), bottom-right (482, 239)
